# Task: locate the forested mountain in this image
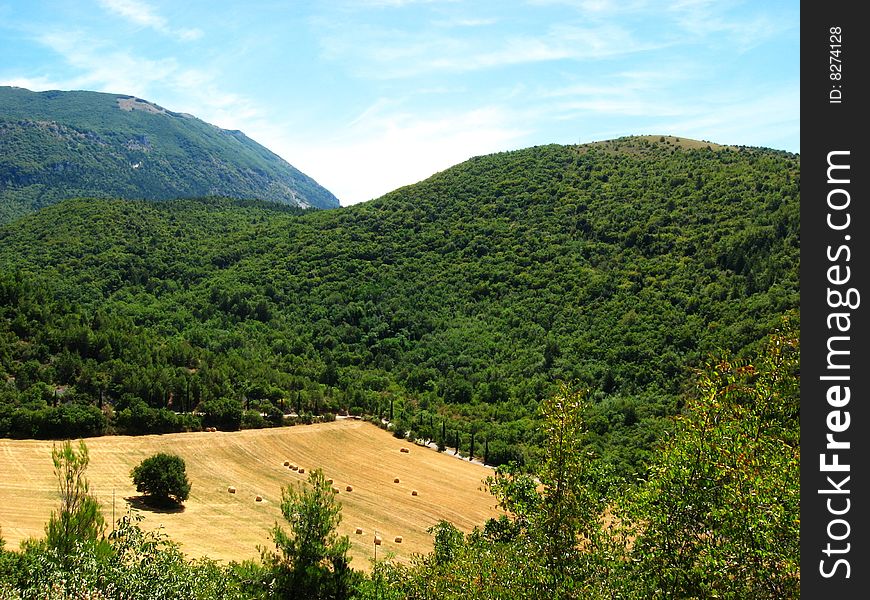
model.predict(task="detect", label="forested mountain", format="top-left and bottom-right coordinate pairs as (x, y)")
top-left (0, 86), bottom-right (339, 223)
top-left (0, 136), bottom-right (799, 476)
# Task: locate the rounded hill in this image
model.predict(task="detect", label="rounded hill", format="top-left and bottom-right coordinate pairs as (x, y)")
top-left (0, 136), bottom-right (799, 476)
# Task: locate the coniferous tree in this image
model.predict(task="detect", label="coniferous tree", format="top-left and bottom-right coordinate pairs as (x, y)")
top-left (45, 440), bottom-right (106, 558)
top-left (266, 469), bottom-right (354, 599)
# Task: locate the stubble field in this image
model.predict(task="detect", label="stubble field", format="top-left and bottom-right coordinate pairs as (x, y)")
top-left (0, 419), bottom-right (499, 569)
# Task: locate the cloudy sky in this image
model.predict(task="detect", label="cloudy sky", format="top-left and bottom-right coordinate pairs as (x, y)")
top-left (1, 0), bottom-right (798, 205)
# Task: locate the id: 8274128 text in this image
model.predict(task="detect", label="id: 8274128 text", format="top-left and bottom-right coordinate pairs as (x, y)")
top-left (829, 26), bottom-right (843, 104)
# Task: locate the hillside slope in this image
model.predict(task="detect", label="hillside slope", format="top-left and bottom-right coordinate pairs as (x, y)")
top-left (0, 136), bottom-right (800, 475)
top-left (0, 86), bottom-right (339, 223)
top-left (0, 419), bottom-right (498, 567)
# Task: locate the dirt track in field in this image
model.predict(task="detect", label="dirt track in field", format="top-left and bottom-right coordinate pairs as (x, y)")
top-left (0, 420), bottom-right (499, 569)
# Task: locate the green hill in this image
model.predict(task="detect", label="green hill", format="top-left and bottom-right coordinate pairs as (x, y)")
top-left (0, 136), bottom-right (799, 475)
top-left (0, 86), bottom-right (339, 223)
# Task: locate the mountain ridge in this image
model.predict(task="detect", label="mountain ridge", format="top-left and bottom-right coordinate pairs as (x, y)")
top-left (0, 86), bottom-right (339, 223)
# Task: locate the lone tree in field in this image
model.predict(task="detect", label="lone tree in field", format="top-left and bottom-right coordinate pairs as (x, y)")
top-left (130, 453), bottom-right (191, 506)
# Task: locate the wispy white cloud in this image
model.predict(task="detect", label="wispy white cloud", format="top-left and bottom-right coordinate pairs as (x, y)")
top-left (351, 0), bottom-right (461, 7)
top-left (35, 30), bottom-right (179, 97)
top-left (0, 75), bottom-right (69, 91)
top-left (539, 64), bottom-right (700, 116)
top-left (433, 17), bottom-right (500, 27)
top-left (319, 21), bottom-right (667, 79)
top-left (96, 0), bottom-right (203, 41)
top-left (28, 29), bottom-right (262, 133)
top-left (3, 0), bottom-right (796, 205)
top-left (666, 0), bottom-right (795, 50)
top-left (654, 85), bottom-right (799, 150)
top-left (529, 0), bottom-right (794, 52)
top-left (526, 0), bottom-right (650, 14)
top-left (451, 17), bottom-right (499, 26)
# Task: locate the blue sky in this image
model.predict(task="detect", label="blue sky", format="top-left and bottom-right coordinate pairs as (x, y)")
top-left (1, 0), bottom-right (798, 206)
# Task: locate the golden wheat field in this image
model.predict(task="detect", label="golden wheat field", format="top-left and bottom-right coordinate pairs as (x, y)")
top-left (0, 419), bottom-right (500, 569)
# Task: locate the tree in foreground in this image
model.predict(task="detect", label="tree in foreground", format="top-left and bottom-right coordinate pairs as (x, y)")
top-left (265, 468), bottom-right (355, 600)
top-left (130, 453), bottom-right (191, 506)
top-left (352, 385), bottom-right (618, 600)
top-left (45, 440), bottom-right (106, 558)
top-left (352, 321), bottom-right (800, 600)
top-left (624, 319), bottom-right (800, 598)
top-left (4, 511), bottom-right (255, 599)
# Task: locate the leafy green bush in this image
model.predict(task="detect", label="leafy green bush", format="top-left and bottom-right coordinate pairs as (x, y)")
top-left (115, 399), bottom-right (195, 434)
top-left (241, 409), bottom-right (266, 430)
top-left (130, 453), bottom-right (191, 506)
top-left (1, 513), bottom-right (255, 599)
top-left (198, 397), bottom-right (243, 431)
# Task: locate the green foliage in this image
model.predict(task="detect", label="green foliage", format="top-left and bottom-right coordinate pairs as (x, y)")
top-left (265, 468), bottom-right (355, 600)
top-left (130, 453), bottom-right (191, 506)
top-left (0, 138), bottom-right (799, 476)
top-left (0, 322), bottom-right (799, 599)
top-left (0, 86), bottom-right (339, 223)
top-left (241, 409), bottom-right (267, 429)
top-left (199, 397), bottom-right (244, 431)
top-left (357, 322), bottom-right (799, 599)
top-left (115, 398), bottom-right (200, 434)
top-left (45, 440), bottom-right (107, 559)
top-left (2, 512), bottom-right (255, 599)
top-left (429, 521), bottom-right (464, 566)
top-left (623, 319), bottom-right (800, 598)
top-left (481, 386), bottom-right (618, 597)
top-left (0, 402), bottom-right (107, 439)
top-left (0, 131), bottom-right (802, 596)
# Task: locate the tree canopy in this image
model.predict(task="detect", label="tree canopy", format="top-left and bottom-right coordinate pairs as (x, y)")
top-left (0, 137), bottom-right (799, 477)
top-left (130, 453), bottom-right (191, 506)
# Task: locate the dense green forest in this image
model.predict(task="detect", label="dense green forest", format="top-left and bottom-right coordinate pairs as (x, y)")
top-left (0, 325), bottom-right (800, 598)
top-left (0, 86), bottom-right (339, 224)
top-left (0, 136), bottom-right (799, 478)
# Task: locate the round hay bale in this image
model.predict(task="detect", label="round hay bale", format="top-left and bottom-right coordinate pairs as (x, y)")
top-left (255, 495), bottom-right (263, 502)
top-left (290, 465), bottom-right (298, 470)
top-left (355, 527), bottom-right (363, 535)
top-left (327, 478), bottom-right (334, 484)
top-left (374, 536), bottom-right (382, 546)
top-left (345, 485), bottom-right (353, 492)
top-left (400, 447), bottom-right (410, 453)
top-left (411, 490), bottom-right (418, 496)
top-left (283, 461), bottom-right (290, 467)
top-left (227, 486), bottom-right (236, 494)
top-left (298, 468), bottom-right (305, 474)
top-left (394, 536), bottom-right (403, 543)
top-left (332, 487), bottom-right (340, 494)
top-left (393, 477), bottom-right (400, 483)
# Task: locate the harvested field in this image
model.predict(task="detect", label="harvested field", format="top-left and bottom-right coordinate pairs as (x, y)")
top-left (0, 420), bottom-right (498, 569)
